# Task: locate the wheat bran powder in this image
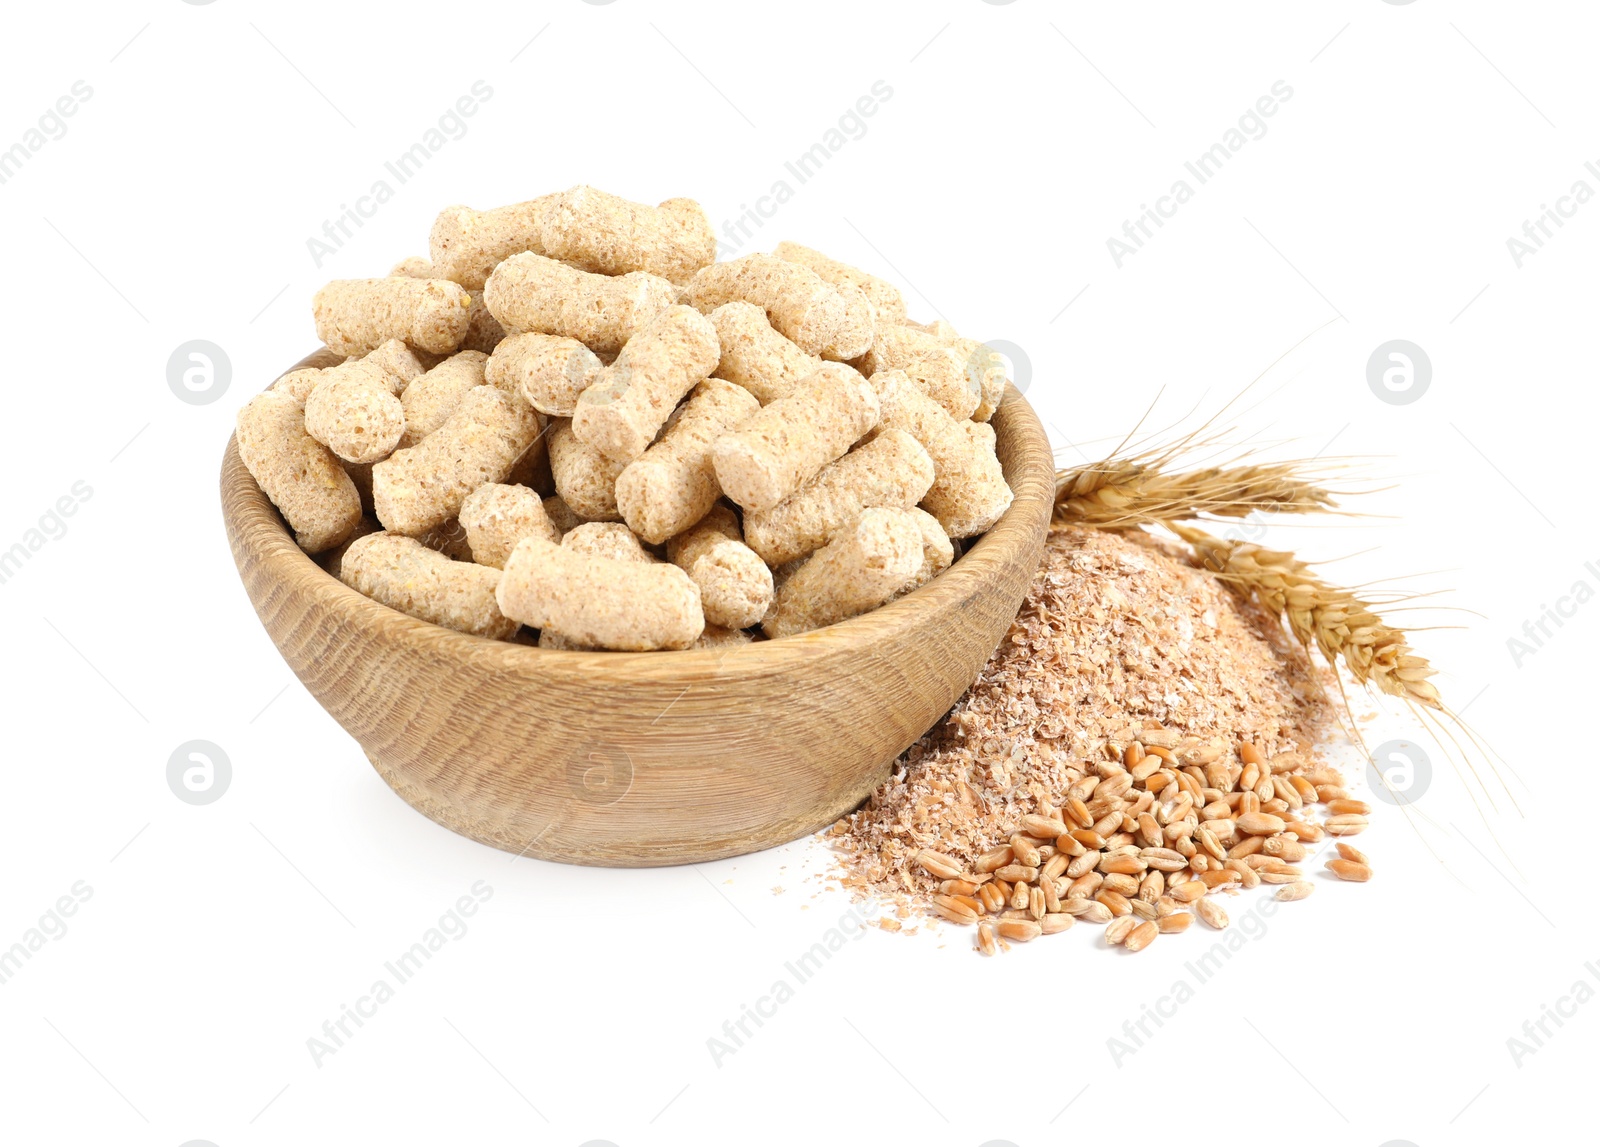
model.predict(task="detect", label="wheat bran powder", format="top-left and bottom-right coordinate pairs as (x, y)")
top-left (832, 525), bottom-right (1336, 909)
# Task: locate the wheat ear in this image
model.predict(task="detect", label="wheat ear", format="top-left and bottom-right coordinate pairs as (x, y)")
top-left (1055, 460), bottom-right (1339, 529)
top-left (1169, 523), bottom-right (1521, 828)
top-left (1171, 524), bottom-right (1441, 709)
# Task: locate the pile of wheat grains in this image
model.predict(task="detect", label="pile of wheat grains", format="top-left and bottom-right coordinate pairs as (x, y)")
top-left (830, 524), bottom-right (1371, 953)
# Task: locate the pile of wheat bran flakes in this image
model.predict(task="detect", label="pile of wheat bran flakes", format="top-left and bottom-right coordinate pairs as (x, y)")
top-left (830, 525), bottom-right (1337, 919)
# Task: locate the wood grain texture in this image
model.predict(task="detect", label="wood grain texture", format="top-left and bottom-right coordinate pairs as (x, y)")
top-left (222, 349), bottom-right (1054, 866)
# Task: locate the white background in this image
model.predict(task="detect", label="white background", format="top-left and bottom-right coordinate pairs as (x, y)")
top-left (0, 2), bottom-right (1593, 1145)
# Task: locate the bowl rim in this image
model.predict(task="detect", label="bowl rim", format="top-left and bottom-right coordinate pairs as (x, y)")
top-left (223, 350), bottom-right (1056, 683)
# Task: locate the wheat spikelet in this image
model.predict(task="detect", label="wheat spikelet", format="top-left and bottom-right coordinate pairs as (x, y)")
top-left (1054, 458), bottom-right (1142, 502)
top-left (1055, 461), bottom-right (1338, 529)
top-left (1172, 524), bottom-right (1442, 710)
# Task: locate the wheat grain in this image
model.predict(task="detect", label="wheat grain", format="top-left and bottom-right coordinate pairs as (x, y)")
top-left (1336, 842), bottom-right (1370, 866)
top-left (909, 733), bottom-right (1376, 952)
top-left (996, 919), bottom-right (1041, 943)
top-left (974, 846), bottom-right (1013, 873)
top-left (1010, 835), bottom-right (1042, 868)
top-left (1067, 851), bottom-right (1100, 879)
top-left (1170, 880), bottom-right (1205, 904)
top-left (1101, 873), bottom-right (1140, 897)
top-left (1124, 920), bottom-right (1160, 952)
top-left (1096, 889), bottom-right (1132, 916)
top-left (1326, 858), bottom-right (1372, 882)
top-left (1323, 814), bottom-right (1369, 836)
top-left (1041, 879), bottom-right (1061, 914)
top-left (1237, 811), bottom-right (1287, 836)
top-left (1232, 864), bottom-right (1262, 889)
top-left (1327, 798), bottom-right (1372, 815)
top-left (1104, 916), bottom-right (1139, 945)
top-left (916, 850), bottom-right (965, 881)
top-left (1021, 814), bottom-right (1068, 839)
top-left (932, 895), bottom-right (978, 924)
top-left (976, 920), bottom-right (999, 956)
top-left (1263, 836), bottom-right (1308, 862)
top-left (1195, 896), bottom-right (1229, 929)
top-left (1069, 873), bottom-right (1104, 899)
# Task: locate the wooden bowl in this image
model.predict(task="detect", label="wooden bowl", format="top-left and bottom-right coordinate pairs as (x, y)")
top-left (222, 349), bottom-right (1054, 866)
